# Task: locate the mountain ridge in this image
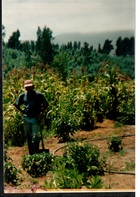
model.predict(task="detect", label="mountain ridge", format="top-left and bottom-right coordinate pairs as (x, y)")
top-left (53, 30), bottom-right (134, 49)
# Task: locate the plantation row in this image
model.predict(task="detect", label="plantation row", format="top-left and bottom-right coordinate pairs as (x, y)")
top-left (3, 64), bottom-right (135, 146)
top-left (4, 138), bottom-right (124, 188)
top-left (3, 45), bottom-right (135, 80)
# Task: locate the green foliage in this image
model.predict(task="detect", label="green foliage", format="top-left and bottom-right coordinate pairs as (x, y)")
top-left (116, 36), bottom-right (134, 56)
top-left (3, 46), bottom-right (42, 76)
top-left (43, 155), bottom-right (103, 189)
top-left (29, 177), bottom-right (39, 184)
top-left (21, 152), bottom-right (53, 177)
top-left (117, 85), bottom-right (135, 124)
top-left (7, 29), bottom-right (21, 50)
top-left (3, 47), bottom-right (26, 75)
top-left (85, 175), bottom-right (103, 189)
top-left (4, 143), bottom-right (23, 186)
top-left (4, 110), bottom-right (26, 146)
top-left (123, 161), bottom-right (135, 171)
top-left (107, 136), bottom-right (123, 152)
top-left (4, 162), bottom-right (23, 185)
top-left (45, 143), bottom-right (104, 189)
top-left (36, 26), bottom-right (54, 64)
top-left (51, 89), bottom-right (83, 142)
top-left (63, 142), bottom-right (104, 176)
top-left (52, 162), bottom-right (83, 189)
top-left (42, 179), bottom-right (57, 189)
top-left (3, 63), bottom-right (135, 145)
top-left (99, 39), bottom-right (114, 55)
top-left (52, 51), bottom-right (69, 80)
top-left (4, 144), bottom-right (12, 162)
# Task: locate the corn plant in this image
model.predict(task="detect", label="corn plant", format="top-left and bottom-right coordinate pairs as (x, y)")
top-left (3, 64), bottom-right (135, 145)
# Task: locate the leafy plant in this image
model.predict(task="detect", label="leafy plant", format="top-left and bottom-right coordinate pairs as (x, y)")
top-left (4, 110), bottom-right (26, 146)
top-left (107, 136), bottom-right (123, 152)
top-left (85, 175), bottom-right (103, 189)
top-left (29, 177), bottom-right (39, 184)
top-left (49, 150), bottom-right (104, 189)
top-left (21, 152), bottom-right (53, 177)
top-left (63, 142), bottom-right (104, 176)
top-left (4, 144), bottom-right (12, 162)
top-left (4, 162), bottom-right (23, 185)
top-left (51, 157), bottom-right (83, 189)
top-left (42, 179), bottom-right (57, 189)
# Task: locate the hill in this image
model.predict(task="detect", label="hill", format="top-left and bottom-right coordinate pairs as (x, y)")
top-left (53, 30), bottom-right (134, 50)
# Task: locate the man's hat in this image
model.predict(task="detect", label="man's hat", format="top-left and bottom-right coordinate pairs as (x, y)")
top-left (24, 80), bottom-right (34, 88)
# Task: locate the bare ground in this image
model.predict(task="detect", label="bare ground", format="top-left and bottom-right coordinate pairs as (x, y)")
top-left (4, 119), bottom-right (135, 193)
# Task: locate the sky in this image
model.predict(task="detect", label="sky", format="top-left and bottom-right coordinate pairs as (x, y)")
top-left (2, 0), bottom-right (135, 42)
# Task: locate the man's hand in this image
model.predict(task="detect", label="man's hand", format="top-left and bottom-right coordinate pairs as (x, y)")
top-left (13, 102), bottom-right (24, 114)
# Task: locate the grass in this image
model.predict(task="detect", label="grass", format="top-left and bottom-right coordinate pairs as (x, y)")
top-left (123, 161), bottom-right (135, 171)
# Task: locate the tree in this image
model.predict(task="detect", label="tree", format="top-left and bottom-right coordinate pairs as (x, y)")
top-left (36, 26), bottom-right (54, 65)
top-left (52, 51), bottom-right (69, 81)
top-left (129, 37), bottom-right (135, 55)
top-left (101, 39), bottom-right (113, 55)
top-left (97, 43), bottom-right (102, 53)
top-left (81, 42), bottom-right (93, 65)
top-left (115, 36), bottom-right (135, 56)
top-left (115, 37), bottom-right (122, 56)
top-left (36, 26), bottom-right (42, 52)
top-left (7, 29), bottom-right (21, 50)
top-left (30, 40), bottom-right (36, 52)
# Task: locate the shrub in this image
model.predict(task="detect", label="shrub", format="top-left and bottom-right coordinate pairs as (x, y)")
top-left (21, 152), bottom-right (53, 177)
top-left (116, 81), bottom-right (135, 124)
top-left (4, 144), bottom-right (12, 162)
top-left (4, 162), bottom-right (23, 185)
top-left (4, 143), bottom-right (23, 186)
top-left (63, 142), bottom-right (104, 176)
top-left (107, 136), bottom-right (123, 152)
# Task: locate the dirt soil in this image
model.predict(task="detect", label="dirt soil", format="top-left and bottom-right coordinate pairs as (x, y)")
top-left (4, 119), bottom-right (135, 193)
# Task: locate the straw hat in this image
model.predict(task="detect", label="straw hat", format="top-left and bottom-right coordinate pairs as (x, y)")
top-left (24, 80), bottom-right (34, 88)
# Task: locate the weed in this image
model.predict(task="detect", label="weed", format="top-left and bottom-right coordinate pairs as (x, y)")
top-left (30, 177), bottom-right (39, 184)
top-left (85, 175), bottom-right (103, 189)
top-left (107, 136), bottom-right (123, 152)
top-left (114, 121), bottom-right (123, 128)
top-left (123, 161), bottom-right (135, 171)
top-left (42, 179), bottom-right (57, 189)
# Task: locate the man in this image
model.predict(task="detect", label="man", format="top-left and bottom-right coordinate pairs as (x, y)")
top-left (14, 80), bottom-right (49, 155)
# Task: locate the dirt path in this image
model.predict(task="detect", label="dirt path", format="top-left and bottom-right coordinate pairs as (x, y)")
top-left (4, 120), bottom-right (135, 193)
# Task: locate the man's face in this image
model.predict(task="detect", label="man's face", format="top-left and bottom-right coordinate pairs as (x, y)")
top-left (25, 86), bottom-right (34, 92)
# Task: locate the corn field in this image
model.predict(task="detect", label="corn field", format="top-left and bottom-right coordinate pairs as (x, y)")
top-left (3, 64), bottom-right (135, 145)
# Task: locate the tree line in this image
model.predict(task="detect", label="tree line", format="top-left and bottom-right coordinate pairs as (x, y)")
top-left (2, 25), bottom-right (135, 80)
top-left (3, 25), bottom-right (134, 62)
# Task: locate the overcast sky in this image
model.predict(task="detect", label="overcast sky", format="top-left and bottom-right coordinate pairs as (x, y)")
top-left (2, 0), bottom-right (135, 41)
